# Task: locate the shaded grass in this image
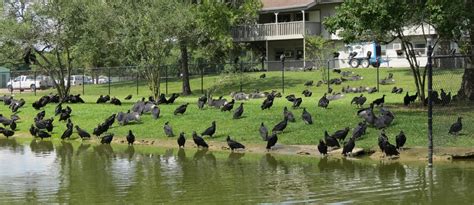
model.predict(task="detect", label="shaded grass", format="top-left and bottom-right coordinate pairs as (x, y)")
top-left (2, 68), bottom-right (471, 150)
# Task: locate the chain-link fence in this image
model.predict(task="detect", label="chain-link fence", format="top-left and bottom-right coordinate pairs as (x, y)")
top-left (0, 57), bottom-right (413, 97)
top-left (430, 55), bottom-right (473, 149)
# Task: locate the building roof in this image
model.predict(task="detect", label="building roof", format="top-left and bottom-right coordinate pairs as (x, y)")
top-left (261, 0), bottom-right (316, 13)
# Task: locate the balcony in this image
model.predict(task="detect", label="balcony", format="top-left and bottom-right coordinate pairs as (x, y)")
top-left (232, 21), bottom-right (321, 42)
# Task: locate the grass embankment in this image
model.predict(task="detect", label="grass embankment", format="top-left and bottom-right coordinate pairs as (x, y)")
top-left (1, 68), bottom-right (472, 151)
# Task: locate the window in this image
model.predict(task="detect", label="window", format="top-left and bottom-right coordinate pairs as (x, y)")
top-left (414, 43), bottom-right (426, 49)
top-left (393, 43), bottom-right (401, 50)
top-left (380, 45), bottom-right (387, 56)
top-left (295, 13), bottom-right (309, 21)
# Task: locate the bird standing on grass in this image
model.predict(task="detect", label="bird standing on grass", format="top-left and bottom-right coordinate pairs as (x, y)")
top-left (449, 117), bottom-right (463, 135)
top-left (302, 108), bottom-right (313, 125)
top-left (396, 130), bottom-right (406, 150)
top-left (259, 122), bottom-right (269, 141)
top-left (233, 103), bottom-right (244, 119)
top-left (174, 103), bottom-right (189, 115)
top-left (202, 121), bottom-right (217, 138)
top-left (226, 136), bottom-right (245, 151)
top-left (192, 131), bottom-right (208, 148)
top-left (164, 122), bottom-right (174, 137)
top-left (318, 93), bottom-right (329, 108)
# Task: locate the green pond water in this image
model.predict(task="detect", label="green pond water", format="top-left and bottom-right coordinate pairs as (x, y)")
top-left (1, 139), bottom-right (474, 204)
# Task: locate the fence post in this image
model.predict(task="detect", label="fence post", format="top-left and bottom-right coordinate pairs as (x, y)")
top-left (327, 60), bottom-right (330, 93)
top-left (108, 67), bottom-right (111, 95)
top-left (427, 45), bottom-right (434, 167)
top-left (136, 68), bottom-right (139, 95)
top-left (9, 71), bottom-right (12, 95)
top-left (33, 71), bottom-right (37, 96)
top-left (376, 62), bottom-right (380, 92)
top-left (82, 67), bottom-right (85, 95)
top-left (165, 65), bottom-right (168, 95)
top-left (280, 54), bottom-right (285, 94)
top-left (240, 61), bottom-right (243, 92)
top-left (201, 64), bottom-right (204, 94)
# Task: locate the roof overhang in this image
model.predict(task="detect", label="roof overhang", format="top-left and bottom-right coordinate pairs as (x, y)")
top-left (260, 0), bottom-right (318, 14)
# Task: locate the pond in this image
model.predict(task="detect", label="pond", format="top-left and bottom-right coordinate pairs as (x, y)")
top-left (0, 139), bottom-right (474, 204)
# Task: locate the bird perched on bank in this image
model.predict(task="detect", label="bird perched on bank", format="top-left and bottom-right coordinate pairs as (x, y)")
top-left (124, 94), bottom-right (132, 100)
top-left (283, 107), bottom-right (295, 122)
top-left (29, 124), bottom-right (38, 137)
top-left (351, 94), bottom-right (367, 108)
top-left (201, 121), bottom-right (216, 138)
top-left (301, 108), bottom-right (313, 125)
top-left (317, 139), bottom-right (328, 156)
top-left (10, 120), bottom-right (16, 131)
top-left (61, 126), bottom-right (73, 140)
top-left (177, 132), bottom-right (186, 148)
top-left (259, 122), bottom-right (269, 141)
top-left (372, 95), bottom-right (385, 107)
top-left (1, 129), bottom-right (14, 138)
top-left (332, 127), bottom-right (350, 142)
top-left (174, 103), bottom-right (189, 115)
top-left (163, 121), bottom-right (174, 137)
top-left (36, 130), bottom-right (50, 140)
top-left (226, 136), bottom-right (245, 151)
top-left (396, 130), bottom-right (406, 150)
top-left (101, 133), bottom-right (114, 144)
top-left (75, 125), bottom-right (91, 139)
top-left (449, 117), bottom-right (463, 135)
top-left (272, 117), bottom-right (288, 134)
top-left (261, 95), bottom-right (274, 110)
top-left (127, 130), bottom-right (135, 145)
top-left (324, 131), bottom-right (340, 148)
top-left (266, 133), bottom-right (278, 151)
top-left (378, 130), bottom-right (389, 153)
top-left (233, 103), bottom-right (244, 119)
top-left (352, 121), bottom-right (367, 139)
top-left (342, 137), bottom-right (356, 156)
top-left (192, 131), bottom-right (208, 148)
top-left (318, 93), bottom-right (329, 109)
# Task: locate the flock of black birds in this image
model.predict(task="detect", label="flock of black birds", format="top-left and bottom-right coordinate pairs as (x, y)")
top-left (0, 69), bottom-right (467, 158)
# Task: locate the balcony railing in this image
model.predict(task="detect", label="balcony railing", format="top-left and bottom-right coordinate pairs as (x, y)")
top-left (232, 21), bottom-right (321, 42)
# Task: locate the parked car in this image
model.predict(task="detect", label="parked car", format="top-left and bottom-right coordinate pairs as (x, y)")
top-left (7, 75), bottom-right (51, 92)
top-left (67, 75), bottom-right (93, 86)
top-left (97, 75), bottom-right (110, 84)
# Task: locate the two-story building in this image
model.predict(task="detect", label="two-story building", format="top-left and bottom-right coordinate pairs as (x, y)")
top-left (232, 0), bottom-right (450, 70)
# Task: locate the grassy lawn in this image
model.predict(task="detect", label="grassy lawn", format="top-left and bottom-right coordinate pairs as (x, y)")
top-left (1, 67), bottom-right (472, 150)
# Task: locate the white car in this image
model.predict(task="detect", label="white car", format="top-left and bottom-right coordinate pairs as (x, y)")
top-left (67, 75), bottom-right (93, 86)
top-left (97, 75), bottom-right (110, 84)
top-left (7, 75), bottom-right (51, 92)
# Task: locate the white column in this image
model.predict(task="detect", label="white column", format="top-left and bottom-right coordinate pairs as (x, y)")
top-left (274, 12), bottom-right (279, 36)
top-left (302, 10), bottom-right (306, 68)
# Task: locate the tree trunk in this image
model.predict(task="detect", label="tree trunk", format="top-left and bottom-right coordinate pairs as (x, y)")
top-left (180, 42), bottom-right (192, 95)
top-left (456, 21), bottom-right (474, 101)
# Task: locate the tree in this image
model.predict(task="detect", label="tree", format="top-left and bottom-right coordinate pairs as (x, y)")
top-left (305, 36), bottom-right (337, 83)
top-left (111, 0), bottom-right (174, 100)
top-left (428, 0), bottom-right (474, 101)
top-left (324, 1), bottom-right (431, 102)
top-left (0, 0), bottom-right (89, 98)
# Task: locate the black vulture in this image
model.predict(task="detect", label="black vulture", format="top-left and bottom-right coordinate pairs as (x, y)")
top-left (383, 141), bottom-right (399, 157)
top-left (302, 108), bottom-right (313, 125)
top-left (351, 94), bottom-right (366, 107)
top-left (201, 121), bottom-right (216, 138)
top-left (352, 122), bottom-right (367, 139)
top-left (127, 130), bottom-right (135, 145)
top-left (372, 95), bottom-right (386, 107)
top-left (318, 93), bottom-right (329, 108)
top-left (324, 131), bottom-right (340, 148)
top-left (283, 107), bottom-right (296, 122)
top-left (378, 131), bottom-right (389, 152)
top-left (285, 94), bottom-right (296, 102)
top-left (304, 80), bottom-right (313, 86)
top-left (226, 136), bottom-right (245, 151)
top-left (55, 103), bottom-right (62, 116)
top-left (396, 130), bottom-right (406, 150)
top-left (342, 137), bottom-right (355, 156)
top-left (75, 125), bottom-right (91, 139)
top-left (110, 97), bottom-right (122, 106)
top-left (36, 130), bottom-right (50, 140)
top-left (174, 103), bottom-right (189, 115)
top-left (61, 126), bottom-right (73, 140)
top-left (177, 132), bottom-right (186, 148)
top-left (167, 93), bottom-right (180, 104)
top-left (151, 106), bottom-right (160, 119)
top-left (292, 97), bottom-right (302, 109)
top-left (403, 92), bottom-right (411, 106)
top-left (10, 120), bottom-right (16, 130)
top-left (259, 122), bottom-right (269, 141)
top-left (59, 111), bottom-right (70, 122)
top-left (233, 103), bottom-right (244, 119)
top-left (29, 124), bottom-right (38, 137)
top-left (101, 133), bottom-right (114, 144)
top-left (332, 127), bottom-right (350, 142)
top-left (449, 117), bottom-right (463, 135)
top-left (192, 131), bottom-right (208, 148)
top-left (221, 99), bottom-right (235, 112)
top-left (197, 95), bottom-right (207, 109)
top-left (164, 121), bottom-right (174, 137)
top-left (272, 117), bottom-right (288, 133)
top-left (317, 139), bottom-right (327, 155)
top-left (124, 94), bottom-right (132, 100)
top-left (266, 133), bottom-right (278, 151)
top-left (261, 95), bottom-right (274, 110)
top-left (259, 73), bottom-right (266, 79)
top-left (1, 129), bottom-right (14, 138)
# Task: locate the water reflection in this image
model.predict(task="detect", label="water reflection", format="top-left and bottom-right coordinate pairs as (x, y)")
top-left (1, 143), bottom-right (474, 203)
